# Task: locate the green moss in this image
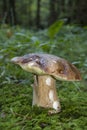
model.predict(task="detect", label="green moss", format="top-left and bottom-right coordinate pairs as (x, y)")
top-left (0, 25), bottom-right (87, 130)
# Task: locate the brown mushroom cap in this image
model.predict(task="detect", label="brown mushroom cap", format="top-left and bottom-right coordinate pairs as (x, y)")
top-left (11, 53), bottom-right (81, 81)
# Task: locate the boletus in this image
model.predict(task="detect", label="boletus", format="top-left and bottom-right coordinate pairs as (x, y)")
top-left (11, 53), bottom-right (81, 114)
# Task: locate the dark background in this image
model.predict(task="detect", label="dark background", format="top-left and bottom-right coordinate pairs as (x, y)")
top-left (0, 0), bottom-right (87, 28)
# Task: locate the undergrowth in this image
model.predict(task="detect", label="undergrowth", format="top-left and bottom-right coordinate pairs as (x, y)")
top-left (0, 24), bottom-right (87, 130)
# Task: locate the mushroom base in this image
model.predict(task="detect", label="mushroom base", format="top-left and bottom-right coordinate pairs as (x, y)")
top-left (32, 75), bottom-right (61, 114)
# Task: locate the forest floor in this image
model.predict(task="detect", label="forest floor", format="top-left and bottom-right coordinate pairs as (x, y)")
top-left (0, 24), bottom-right (87, 130)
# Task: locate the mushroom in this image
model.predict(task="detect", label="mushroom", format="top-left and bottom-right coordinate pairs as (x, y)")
top-left (11, 53), bottom-right (81, 114)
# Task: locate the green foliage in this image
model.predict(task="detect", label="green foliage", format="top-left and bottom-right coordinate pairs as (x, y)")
top-left (0, 25), bottom-right (87, 130)
top-left (48, 20), bottom-right (64, 39)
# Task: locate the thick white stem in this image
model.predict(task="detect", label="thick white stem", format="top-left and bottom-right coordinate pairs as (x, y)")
top-left (32, 75), bottom-right (61, 113)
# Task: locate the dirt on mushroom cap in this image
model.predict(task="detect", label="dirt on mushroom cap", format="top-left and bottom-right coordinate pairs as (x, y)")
top-left (11, 53), bottom-right (82, 81)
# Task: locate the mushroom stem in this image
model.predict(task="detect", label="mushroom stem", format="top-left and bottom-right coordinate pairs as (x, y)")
top-left (32, 75), bottom-right (61, 113)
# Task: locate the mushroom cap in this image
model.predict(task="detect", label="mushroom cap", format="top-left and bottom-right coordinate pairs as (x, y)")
top-left (11, 53), bottom-right (81, 81)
